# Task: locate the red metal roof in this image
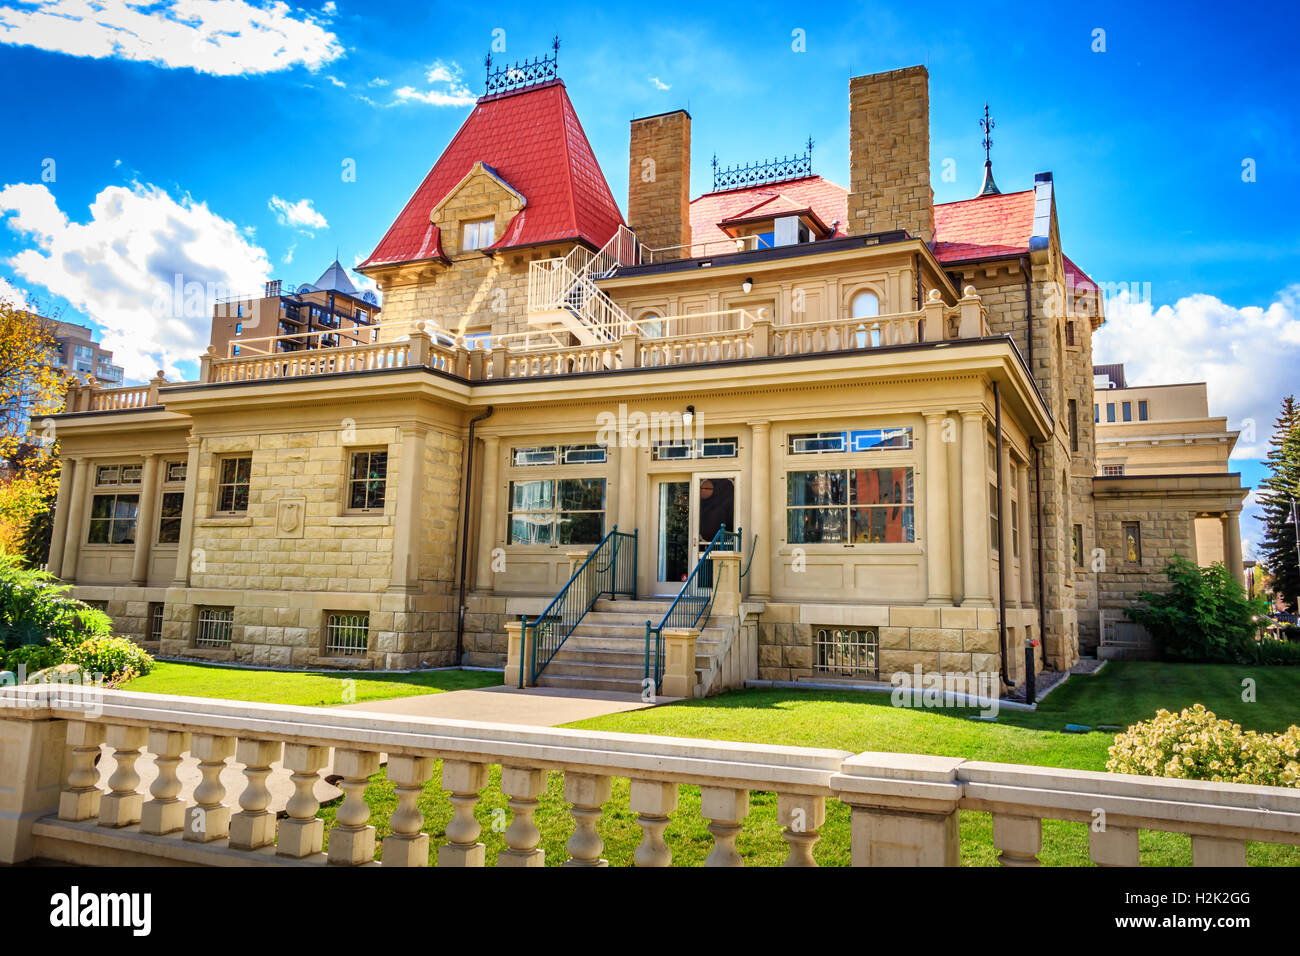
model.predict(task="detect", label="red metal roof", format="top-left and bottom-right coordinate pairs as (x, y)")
top-left (689, 176), bottom-right (849, 248)
top-left (931, 190), bottom-right (1036, 262)
top-left (359, 80), bottom-right (624, 271)
top-left (1062, 253), bottom-right (1098, 295)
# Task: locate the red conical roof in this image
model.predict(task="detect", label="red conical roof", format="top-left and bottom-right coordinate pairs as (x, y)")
top-left (359, 79), bottom-right (624, 271)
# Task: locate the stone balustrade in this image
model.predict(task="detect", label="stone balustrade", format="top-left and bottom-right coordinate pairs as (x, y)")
top-left (1, 683), bottom-right (1297, 867)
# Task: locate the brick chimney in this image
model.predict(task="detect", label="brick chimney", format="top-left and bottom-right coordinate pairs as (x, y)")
top-left (847, 66), bottom-right (934, 242)
top-left (628, 109), bottom-right (691, 254)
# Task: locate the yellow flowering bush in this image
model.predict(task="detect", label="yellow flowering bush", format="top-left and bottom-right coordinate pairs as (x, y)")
top-left (1107, 704), bottom-right (1300, 789)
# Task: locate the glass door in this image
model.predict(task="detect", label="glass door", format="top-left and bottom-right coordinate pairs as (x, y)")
top-left (694, 475), bottom-right (737, 587)
top-left (654, 479), bottom-right (691, 593)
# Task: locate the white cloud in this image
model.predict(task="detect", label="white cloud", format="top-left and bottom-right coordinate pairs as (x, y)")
top-left (392, 60), bottom-right (476, 107)
top-left (1093, 285), bottom-right (1300, 460)
top-left (268, 195), bottom-right (328, 232)
top-left (0, 275), bottom-right (30, 309)
top-left (649, 76), bottom-right (670, 91)
top-left (325, 74), bottom-right (346, 88)
top-left (0, 0), bottom-right (344, 77)
top-left (368, 76), bottom-right (389, 87)
top-left (0, 181), bottom-right (271, 381)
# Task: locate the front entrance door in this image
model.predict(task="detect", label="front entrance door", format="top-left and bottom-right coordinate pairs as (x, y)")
top-left (652, 474), bottom-right (738, 594)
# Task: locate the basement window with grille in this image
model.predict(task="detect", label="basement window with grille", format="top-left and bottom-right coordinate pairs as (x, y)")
top-left (148, 603), bottom-right (164, 642)
top-left (324, 613), bottom-right (370, 656)
top-left (813, 627), bottom-right (879, 679)
top-left (195, 607), bottom-right (234, 648)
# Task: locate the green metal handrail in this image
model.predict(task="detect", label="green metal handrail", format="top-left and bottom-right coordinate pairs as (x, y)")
top-left (643, 525), bottom-right (740, 693)
top-left (518, 526), bottom-right (637, 687)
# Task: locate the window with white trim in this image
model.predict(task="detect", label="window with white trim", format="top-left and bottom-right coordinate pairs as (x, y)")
top-left (462, 218), bottom-right (496, 251)
top-left (786, 467), bottom-right (914, 544)
top-left (508, 478), bottom-right (606, 545)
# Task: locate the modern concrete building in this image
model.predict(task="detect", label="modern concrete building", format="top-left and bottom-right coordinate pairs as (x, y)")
top-left (51, 321), bottom-right (124, 385)
top-left (43, 57), bottom-right (1248, 690)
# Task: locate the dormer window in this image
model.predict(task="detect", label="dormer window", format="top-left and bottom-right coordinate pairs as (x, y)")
top-left (462, 218), bottom-right (496, 251)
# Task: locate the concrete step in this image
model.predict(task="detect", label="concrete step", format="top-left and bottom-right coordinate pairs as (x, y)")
top-left (562, 631), bottom-right (726, 652)
top-left (591, 599), bottom-right (676, 615)
top-left (542, 659), bottom-right (646, 680)
top-left (534, 673), bottom-right (647, 694)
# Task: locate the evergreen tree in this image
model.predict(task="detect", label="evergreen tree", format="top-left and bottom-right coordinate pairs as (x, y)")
top-left (1256, 395), bottom-right (1300, 612)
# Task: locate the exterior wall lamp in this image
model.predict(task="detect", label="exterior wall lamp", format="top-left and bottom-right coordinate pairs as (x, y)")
top-left (683, 405), bottom-right (696, 428)
top-left (741, 278), bottom-right (753, 294)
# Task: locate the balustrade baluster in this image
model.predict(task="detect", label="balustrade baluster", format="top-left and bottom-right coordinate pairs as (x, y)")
top-left (59, 721), bottom-right (105, 821)
top-left (327, 749), bottom-right (381, 865)
top-left (98, 725), bottom-right (148, 828)
top-left (563, 773), bottom-right (612, 867)
top-left (382, 755), bottom-right (433, 866)
top-left (438, 760), bottom-right (489, 866)
top-left (140, 730), bottom-right (190, 835)
top-left (277, 743), bottom-right (329, 858)
top-left (229, 738), bottom-right (283, 850)
top-left (992, 813), bottom-right (1042, 866)
top-left (630, 779), bottom-right (677, 867)
top-left (777, 793), bottom-right (824, 867)
top-left (1088, 825), bottom-right (1140, 866)
top-left (701, 786), bottom-right (749, 867)
top-left (184, 733), bottom-right (234, 842)
top-left (499, 766), bottom-right (547, 867)
top-left (1191, 835), bottom-right (1247, 867)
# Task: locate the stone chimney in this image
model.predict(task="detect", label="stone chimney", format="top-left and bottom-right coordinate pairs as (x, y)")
top-left (628, 109), bottom-right (691, 254)
top-left (847, 66), bottom-right (934, 242)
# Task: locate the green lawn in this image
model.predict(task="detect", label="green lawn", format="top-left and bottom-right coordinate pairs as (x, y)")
top-left (126, 659), bottom-right (1300, 866)
top-left (123, 660), bottom-right (502, 706)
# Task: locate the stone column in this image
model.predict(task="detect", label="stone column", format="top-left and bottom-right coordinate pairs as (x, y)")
top-left (46, 457), bottom-right (75, 576)
top-left (1017, 460), bottom-right (1033, 609)
top-left (60, 456), bottom-right (90, 583)
top-left (923, 412), bottom-right (952, 604)
top-left (0, 715), bottom-right (68, 864)
top-left (131, 454), bottom-right (160, 586)
top-left (614, 444), bottom-right (634, 532)
top-left (387, 424), bottom-right (426, 593)
top-left (1000, 444), bottom-right (1020, 608)
top-left (1223, 511), bottom-right (1244, 586)
top-left (474, 435), bottom-right (501, 592)
top-left (960, 410), bottom-right (992, 606)
top-left (748, 421), bottom-right (772, 599)
top-left (829, 752), bottom-right (964, 866)
top-left (662, 626), bottom-right (699, 699)
top-left (170, 436), bottom-right (202, 588)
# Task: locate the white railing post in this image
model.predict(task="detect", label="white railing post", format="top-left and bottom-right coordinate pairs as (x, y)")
top-left (830, 753), bottom-right (964, 866)
top-left (184, 733), bottom-right (234, 843)
top-left (328, 749), bottom-right (381, 865)
top-left (58, 721), bottom-right (105, 822)
top-left (140, 730), bottom-right (190, 835)
top-left (382, 755), bottom-right (433, 866)
top-left (230, 738), bottom-right (283, 850)
top-left (98, 725), bottom-right (148, 828)
top-left (563, 772), bottom-right (612, 867)
top-left (701, 786), bottom-right (749, 867)
top-left (1088, 826), bottom-right (1140, 867)
top-left (499, 766), bottom-right (547, 867)
top-left (439, 760), bottom-right (490, 867)
top-left (778, 793), bottom-right (825, 867)
top-left (630, 779), bottom-right (677, 867)
top-left (277, 743), bottom-right (328, 858)
top-left (992, 813), bottom-right (1042, 866)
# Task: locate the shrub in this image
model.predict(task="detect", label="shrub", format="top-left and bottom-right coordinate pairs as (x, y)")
top-left (1256, 638), bottom-right (1300, 666)
top-left (0, 554), bottom-right (111, 650)
top-left (1107, 704), bottom-right (1300, 788)
top-left (1125, 557), bottom-right (1273, 663)
top-left (1, 641), bottom-right (60, 675)
top-left (63, 635), bottom-right (154, 686)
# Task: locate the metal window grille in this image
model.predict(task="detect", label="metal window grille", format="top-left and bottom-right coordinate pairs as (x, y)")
top-left (814, 627), bottom-right (878, 678)
top-left (196, 607), bottom-right (234, 647)
top-left (149, 603), bottom-right (164, 641)
top-left (325, 613), bottom-right (369, 656)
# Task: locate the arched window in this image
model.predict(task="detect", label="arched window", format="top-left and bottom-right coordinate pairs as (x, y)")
top-left (850, 290), bottom-right (880, 319)
top-left (639, 312), bottom-right (664, 338)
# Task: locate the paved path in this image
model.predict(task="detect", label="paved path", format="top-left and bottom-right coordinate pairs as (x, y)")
top-left (335, 684), bottom-right (670, 726)
top-left (92, 685), bottom-right (667, 814)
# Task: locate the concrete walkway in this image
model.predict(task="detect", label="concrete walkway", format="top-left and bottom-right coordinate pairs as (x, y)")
top-left (335, 684), bottom-right (670, 726)
top-left (92, 685), bottom-right (667, 816)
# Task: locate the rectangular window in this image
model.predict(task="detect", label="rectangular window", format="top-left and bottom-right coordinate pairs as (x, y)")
top-left (158, 491), bottom-right (185, 543)
top-left (234, 322), bottom-right (242, 335)
top-left (88, 494), bottom-right (139, 544)
top-left (165, 460), bottom-right (187, 483)
top-left (788, 428), bottom-right (912, 455)
top-left (1068, 399), bottom-right (1079, 452)
top-left (324, 612), bottom-right (369, 656)
top-left (95, 464), bottom-right (142, 487)
top-left (195, 607), bottom-right (234, 648)
top-left (1012, 496), bottom-right (1020, 558)
top-left (348, 450), bottom-right (388, 511)
top-left (989, 484), bottom-right (1000, 552)
top-left (1122, 522), bottom-right (1142, 563)
top-left (1094, 404), bottom-right (1099, 424)
top-left (508, 478), bottom-right (606, 545)
top-left (786, 468), bottom-right (914, 544)
top-left (232, 345), bottom-right (240, 356)
top-left (561, 444), bottom-right (607, 465)
top-left (462, 218), bottom-right (496, 251)
top-left (813, 627), bottom-right (878, 679)
top-left (1065, 321), bottom-right (1076, 346)
top-left (216, 457), bottom-right (251, 513)
top-left (1106, 403), bottom-right (1116, 423)
top-left (1073, 524), bottom-right (1084, 567)
top-left (1102, 464), bottom-right (1125, 477)
top-left (148, 603), bottom-right (164, 642)
top-left (512, 446), bottom-right (559, 467)
top-left (1122, 402), bottom-right (1132, 422)
top-left (1138, 400), bottom-right (1149, 421)
top-left (650, 438), bottom-right (739, 460)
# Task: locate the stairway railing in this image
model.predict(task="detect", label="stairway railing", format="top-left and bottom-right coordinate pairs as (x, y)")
top-left (518, 526), bottom-right (637, 687)
top-left (643, 525), bottom-right (741, 694)
top-left (526, 226), bottom-right (640, 341)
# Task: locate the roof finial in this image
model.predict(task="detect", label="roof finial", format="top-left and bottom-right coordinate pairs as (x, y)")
top-left (978, 102), bottom-right (1001, 197)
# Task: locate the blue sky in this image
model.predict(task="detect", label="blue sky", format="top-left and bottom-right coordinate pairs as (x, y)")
top-left (0, 0), bottom-right (1295, 549)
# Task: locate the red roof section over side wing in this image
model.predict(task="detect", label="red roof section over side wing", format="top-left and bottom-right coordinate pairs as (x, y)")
top-left (689, 176), bottom-right (849, 248)
top-left (931, 190), bottom-right (1036, 262)
top-left (359, 79), bottom-right (624, 270)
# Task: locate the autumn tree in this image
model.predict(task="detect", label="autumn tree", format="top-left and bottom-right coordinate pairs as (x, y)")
top-left (0, 299), bottom-right (66, 563)
top-left (1256, 395), bottom-right (1300, 613)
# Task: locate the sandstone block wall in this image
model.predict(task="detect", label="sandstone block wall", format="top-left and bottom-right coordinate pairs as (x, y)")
top-left (848, 67), bottom-right (934, 242)
top-left (628, 110), bottom-right (691, 254)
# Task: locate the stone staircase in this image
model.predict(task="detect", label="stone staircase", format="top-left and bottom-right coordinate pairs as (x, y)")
top-left (533, 598), bottom-right (728, 696)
